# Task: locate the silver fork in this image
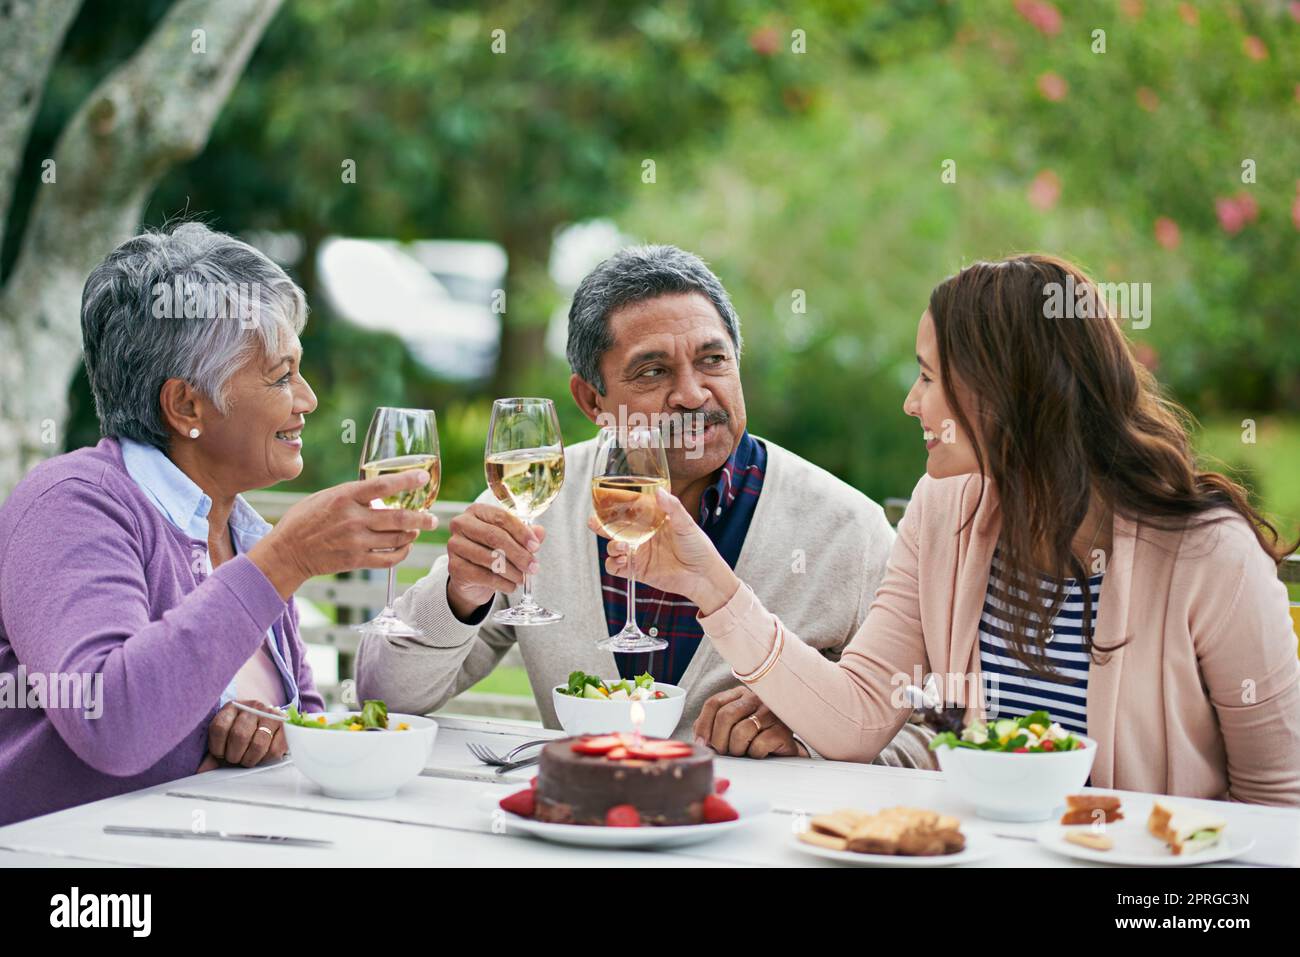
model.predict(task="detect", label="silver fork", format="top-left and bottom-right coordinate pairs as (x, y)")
top-left (466, 738), bottom-right (550, 767)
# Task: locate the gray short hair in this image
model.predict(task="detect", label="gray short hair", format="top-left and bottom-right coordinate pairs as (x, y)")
top-left (566, 244), bottom-right (742, 394)
top-left (80, 222), bottom-right (308, 450)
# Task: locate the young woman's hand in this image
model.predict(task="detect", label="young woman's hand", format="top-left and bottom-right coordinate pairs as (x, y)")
top-left (587, 487), bottom-right (741, 615)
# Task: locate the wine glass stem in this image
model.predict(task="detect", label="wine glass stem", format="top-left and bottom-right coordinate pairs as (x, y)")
top-left (385, 566), bottom-right (398, 615)
top-left (518, 513), bottom-right (540, 610)
top-left (623, 544), bottom-right (638, 634)
top-left (521, 569), bottom-right (537, 609)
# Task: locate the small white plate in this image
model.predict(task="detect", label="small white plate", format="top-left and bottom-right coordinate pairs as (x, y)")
top-left (1037, 819), bottom-right (1255, 866)
top-left (485, 790), bottom-right (768, 849)
top-left (790, 826), bottom-right (999, 866)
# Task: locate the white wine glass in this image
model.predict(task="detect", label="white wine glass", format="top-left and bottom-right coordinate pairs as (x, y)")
top-left (590, 424), bottom-right (670, 653)
top-left (354, 407), bottom-right (440, 638)
top-left (484, 397), bottom-right (565, 625)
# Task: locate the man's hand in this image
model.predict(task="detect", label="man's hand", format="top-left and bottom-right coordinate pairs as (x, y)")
top-left (445, 503), bottom-right (546, 620)
top-left (692, 687), bottom-right (809, 759)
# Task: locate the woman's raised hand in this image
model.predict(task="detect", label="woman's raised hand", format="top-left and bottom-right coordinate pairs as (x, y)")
top-left (587, 487), bottom-right (740, 616)
top-left (248, 469), bottom-right (438, 600)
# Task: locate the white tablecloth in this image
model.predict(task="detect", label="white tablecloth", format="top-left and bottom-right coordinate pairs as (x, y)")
top-left (2, 717), bottom-right (1296, 867)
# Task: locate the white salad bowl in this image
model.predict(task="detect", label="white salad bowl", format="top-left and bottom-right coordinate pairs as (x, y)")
top-left (552, 683), bottom-right (686, 738)
top-left (933, 735), bottom-right (1097, 822)
top-left (283, 712), bottom-right (438, 800)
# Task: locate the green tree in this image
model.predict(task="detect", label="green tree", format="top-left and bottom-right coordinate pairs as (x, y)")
top-left (150, 0), bottom-right (850, 395)
top-left (0, 0), bottom-right (286, 497)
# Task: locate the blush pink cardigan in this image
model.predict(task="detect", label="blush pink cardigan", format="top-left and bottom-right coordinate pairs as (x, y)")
top-left (701, 473), bottom-right (1300, 806)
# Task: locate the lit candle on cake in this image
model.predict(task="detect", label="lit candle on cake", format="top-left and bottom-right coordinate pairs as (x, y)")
top-left (629, 700), bottom-right (646, 747)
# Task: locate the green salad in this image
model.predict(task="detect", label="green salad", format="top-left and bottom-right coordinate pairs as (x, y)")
top-left (557, 670), bottom-right (667, 701)
top-left (286, 699), bottom-right (409, 731)
top-left (929, 710), bottom-right (1085, 753)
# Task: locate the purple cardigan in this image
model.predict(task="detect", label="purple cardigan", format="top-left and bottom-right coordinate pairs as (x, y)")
top-left (0, 437), bottom-right (322, 826)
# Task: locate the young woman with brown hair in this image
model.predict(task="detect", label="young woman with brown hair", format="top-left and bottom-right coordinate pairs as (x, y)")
top-left (590, 254), bottom-right (1300, 805)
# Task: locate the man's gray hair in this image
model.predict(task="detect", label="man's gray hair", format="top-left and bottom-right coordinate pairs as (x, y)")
top-left (566, 244), bottom-right (742, 394)
top-left (80, 222), bottom-right (308, 450)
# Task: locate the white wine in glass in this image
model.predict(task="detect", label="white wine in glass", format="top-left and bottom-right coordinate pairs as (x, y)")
top-left (354, 407), bottom-right (439, 638)
top-left (485, 398), bottom-right (565, 625)
top-left (484, 448), bottom-right (565, 520)
top-left (590, 475), bottom-right (669, 546)
top-left (361, 453), bottom-right (441, 511)
top-left (591, 425), bottom-right (671, 653)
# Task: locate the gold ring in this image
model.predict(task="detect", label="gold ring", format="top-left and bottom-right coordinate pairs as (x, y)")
top-left (256, 726), bottom-right (274, 737)
top-left (747, 714), bottom-right (763, 733)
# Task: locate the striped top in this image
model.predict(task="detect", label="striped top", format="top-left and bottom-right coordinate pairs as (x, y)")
top-left (979, 550), bottom-right (1103, 736)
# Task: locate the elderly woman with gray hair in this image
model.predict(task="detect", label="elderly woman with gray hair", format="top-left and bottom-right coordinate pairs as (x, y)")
top-left (0, 223), bottom-right (435, 826)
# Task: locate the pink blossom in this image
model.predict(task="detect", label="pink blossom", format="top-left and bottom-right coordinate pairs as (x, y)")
top-left (1037, 72), bottom-right (1069, 101)
top-left (1235, 192), bottom-right (1259, 224)
top-left (1178, 3), bottom-right (1199, 26)
top-left (1028, 170), bottom-right (1061, 211)
top-left (1215, 192), bottom-right (1258, 234)
top-left (1154, 216), bottom-right (1181, 250)
top-left (749, 26), bottom-right (780, 56)
top-left (1136, 87), bottom-right (1160, 112)
top-left (1215, 198), bottom-right (1245, 234)
top-left (1243, 36), bottom-right (1268, 61)
top-left (1133, 342), bottom-right (1160, 372)
top-left (1014, 0), bottom-right (1063, 36)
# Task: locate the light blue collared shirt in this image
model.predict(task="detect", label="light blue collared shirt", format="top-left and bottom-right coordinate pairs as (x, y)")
top-left (119, 437), bottom-right (300, 710)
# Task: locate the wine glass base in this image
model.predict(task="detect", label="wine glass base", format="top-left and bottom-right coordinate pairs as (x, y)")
top-left (352, 613), bottom-right (422, 639)
top-left (492, 605), bottom-right (564, 626)
top-left (596, 633), bottom-right (669, 654)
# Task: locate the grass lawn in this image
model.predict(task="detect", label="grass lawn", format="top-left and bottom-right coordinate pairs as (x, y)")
top-left (467, 666), bottom-right (533, 696)
top-left (398, 534), bottom-right (534, 696)
top-left (1194, 415), bottom-right (1300, 539)
top-left (1193, 415), bottom-right (1300, 602)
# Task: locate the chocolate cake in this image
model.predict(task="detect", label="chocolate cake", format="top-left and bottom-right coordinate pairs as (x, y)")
top-left (535, 734), bottom-right (714, 826)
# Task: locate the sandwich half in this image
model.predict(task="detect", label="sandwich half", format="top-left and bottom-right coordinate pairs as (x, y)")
top-left (1146, 799), bottom-right (1226, 855)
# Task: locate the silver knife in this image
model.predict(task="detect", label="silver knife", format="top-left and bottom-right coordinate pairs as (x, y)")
top-left (494, 755), bottom-right (540, 777)
top-left (103, 825), bottom-right (332, 847)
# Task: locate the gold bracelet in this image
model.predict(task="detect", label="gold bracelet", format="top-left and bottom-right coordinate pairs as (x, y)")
top-left (731, 619), bottom-right (785, 684)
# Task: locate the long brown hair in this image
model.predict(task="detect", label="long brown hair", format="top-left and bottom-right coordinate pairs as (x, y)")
top-left (928, 254), bottom-right (1293, 679)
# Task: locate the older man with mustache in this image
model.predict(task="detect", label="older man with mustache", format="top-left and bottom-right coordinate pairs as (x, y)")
top-left (357, 245), bottom-right (933, 765)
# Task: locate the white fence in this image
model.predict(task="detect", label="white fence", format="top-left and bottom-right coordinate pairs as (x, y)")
top-left (243, 491), bottom-right (540, 719)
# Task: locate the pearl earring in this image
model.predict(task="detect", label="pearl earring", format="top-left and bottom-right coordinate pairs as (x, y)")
top-left (188, 428), bottom-right (200, 439)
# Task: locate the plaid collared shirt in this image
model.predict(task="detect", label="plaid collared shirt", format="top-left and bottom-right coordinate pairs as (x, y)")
top-left (599, 431), bottom-right (767, 685)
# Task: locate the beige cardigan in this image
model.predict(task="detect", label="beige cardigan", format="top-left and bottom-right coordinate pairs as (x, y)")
top-left (355, 435), bottom-right (936, 769)
top-left (701, 472), bottom-right (1300, 805)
